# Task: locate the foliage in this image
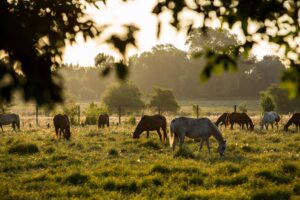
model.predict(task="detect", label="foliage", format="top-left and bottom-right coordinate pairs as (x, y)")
top-left (84, 102), bottom-right (108, 125)
top-left (0, 0), bottom-right (140, 106)
top-left (238, 102), bottom-right (247, 112)
top-left (127, 115), bottom-right (136, 126)
top-left (259, 91), bottom-right (276, 112)
top-left (264, 85), bottom-right (300, 113)
top-left (102, 82), bottom-right (145, 114)
top-left (149, 87), bottom-right (179, 113)
top-left (130, 43), bottom-right (284, 99)
top-left (152, 0), bottom-right (300, 98)
top-left (63, 103), bottom-right (79, 125)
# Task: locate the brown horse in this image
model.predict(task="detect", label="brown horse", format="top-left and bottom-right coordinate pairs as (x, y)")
top-left (53, 114), bottom-right (71, 140)
top-left (284, 113), bottom-right (300, 131)
top-left (226, 112), bottom-right (254, 131)
top-left (215, 113), bottom-right (229, 127)
top-left (98, 114), bottom-right (109, 128)
top-left (133, 114), bottom-right (167, 143)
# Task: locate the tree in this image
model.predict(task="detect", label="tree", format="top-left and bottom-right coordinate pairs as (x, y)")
top-left (0, 0), bottom-right (137, 106)
top-left (152, 0), bottom-right (300, 98)
top-left (101, 82), bottom-right (145, 114)
top-left (263, 85), bottom-right (300, 113)
top-left (259, 92), bottom-right (276, 112)
top-left (149, 87), bottom-right (179, 114)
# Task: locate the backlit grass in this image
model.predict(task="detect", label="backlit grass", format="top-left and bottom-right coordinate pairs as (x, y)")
top-left (0, 123), bottom-right (299, 199)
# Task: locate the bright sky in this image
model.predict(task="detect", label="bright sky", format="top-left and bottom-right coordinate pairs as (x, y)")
top-left (63, 0), bottom-right (276, 66)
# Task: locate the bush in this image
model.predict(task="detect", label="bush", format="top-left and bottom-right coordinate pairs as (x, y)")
top-left (8, 143), bottom-right (39, 155)
top-left (128, 115), bottom-right (136, 125)
top-left (238, 101), bottom-right (248, 112)
top-left (260, 91), bottom-right (276, 112)
top-left (85, 116), bottom-right (97, 125)
top-left (84, 102), bottom-right (108, 125)
top-left (173, 147), bottom-right (196, 159)
top-left (107, 148), bottom-right (119, 157)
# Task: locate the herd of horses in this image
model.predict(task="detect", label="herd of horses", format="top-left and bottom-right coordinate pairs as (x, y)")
top-left (1, 111), bottom-right (300, 156)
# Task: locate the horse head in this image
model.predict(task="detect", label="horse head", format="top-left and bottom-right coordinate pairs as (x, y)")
top-left (218, 140), bottom-right (226, 156)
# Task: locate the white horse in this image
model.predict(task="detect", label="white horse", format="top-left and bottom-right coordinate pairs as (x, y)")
top-left (260, 111), bottom-right (280, 130)
top-left (169, 117), bottom-right (226, 156)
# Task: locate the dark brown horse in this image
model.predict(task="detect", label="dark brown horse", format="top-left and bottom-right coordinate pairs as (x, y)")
top-left (53, 114), bottom-right (71, 140)
top-left (98, 114), bottom-right (109, 128)
top-left (133, 114), bottom-right (167, 143)
top-left (215, 113), bottom-right (229, 127)
top-left (284, 113), bottom-right (300, 131)
top-left (226, 112), bottom-right (254, 131)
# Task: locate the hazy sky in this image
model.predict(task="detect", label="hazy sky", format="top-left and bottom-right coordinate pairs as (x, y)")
top-left (63, 0), bottom-right (276, 66)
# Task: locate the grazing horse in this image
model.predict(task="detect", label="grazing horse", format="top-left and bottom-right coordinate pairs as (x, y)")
top-left (215, 113), bottom-right (229, 127)
top-left (133, 114), bottom-right (167, 143)
top-left (170, 117), bottom-right (226, 156)
top-left (53, 114), bottom-right (71, 140)
top-left (226, 112), bottom-right (254, 130)
top-left (284, 113), bottom-right (300, 132)
top-left (0, 113), bottom-right (20, 131)
top-left (98, 114), bottom-right (109, 128)
top-left (260, 111), bottom-right (280, 130)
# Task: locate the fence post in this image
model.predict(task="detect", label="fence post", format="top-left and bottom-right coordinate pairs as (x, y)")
top-left (118, 105), bottom-right (121, 124)
top-left (35, 104), bottom-right (39, 127)
top-left (233, 105), bottom-right (237, 112)
top-left (77, 105), bottom-right (80, 125)
top-left (196, 105), bottom-right (199, 119)
top-left (158, 106), bottom-right (161, 115)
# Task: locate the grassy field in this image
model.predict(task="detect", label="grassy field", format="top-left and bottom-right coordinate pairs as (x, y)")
top-left (0, 120), bottom-right (300, 200)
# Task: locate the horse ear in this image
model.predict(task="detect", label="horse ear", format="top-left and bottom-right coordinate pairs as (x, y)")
top-left (224, 140), bottom-right (226, 143)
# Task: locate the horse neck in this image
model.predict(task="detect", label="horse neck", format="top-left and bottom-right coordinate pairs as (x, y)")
top-left (285, 118), bottom-right (293, 127)
top-left (134, 123), bottom-right (143, 134)
top-left (211, 127), bottom-right (225, 145)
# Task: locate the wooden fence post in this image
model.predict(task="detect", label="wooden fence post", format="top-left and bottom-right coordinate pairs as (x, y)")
top-left (118, 105), bottom-right (121, 124)
top-left (35, 104), bottom-right (39, 127)
top-left (77, 105), bottom-right (80, 125)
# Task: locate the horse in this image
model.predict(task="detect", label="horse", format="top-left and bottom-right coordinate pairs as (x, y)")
top-left (133, 114), bottom-right (167, 143)
top-left (98, 114), bottom-right (109, 128)
top-left (284, 113), bottom-right (300, 132)
top-left (215, 113), bottom-right (229, 127)
top-left (260, 111), bottom-right (280, 130)
top-left (0, 113), bottom-right (20, 131)
top-left (226, 112), bottom-right (254, 131)
top-left (53, 114), bottom-right (71, 140)
top-left (169, 117), bottom-right (226, 156)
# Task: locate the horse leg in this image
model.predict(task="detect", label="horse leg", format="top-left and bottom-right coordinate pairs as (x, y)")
top-left (179, 135), bottom-right (185, 149)
top-left (0, 125), bottom-right (3, 132)
top-left (198, 138), bottom-right (205, 151)
top-left (162, 128), bottom-right (167, 143)
top-left (230, 122), bottom-right (234, 130)
top-left (146, 131), bottom-right (150, 139)
top-left (55, 127), bottom-right (59, 138)
top-left (156, 129), bottom-right (163, 142)
top-left (205, 138), bottom-right (211, 154)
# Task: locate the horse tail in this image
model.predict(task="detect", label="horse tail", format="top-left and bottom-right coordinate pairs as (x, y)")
top-left (169, 119), bottom-right (175, 148)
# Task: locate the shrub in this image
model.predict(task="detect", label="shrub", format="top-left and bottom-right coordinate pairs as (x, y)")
top-left (238, 101), bottom-right (248, 112)
top-left (282, 163), bottom-right (298, 174)
top-left (128, 115), bottom-right (136, 125)
top-left (85, 116), bottom-right (97, 125)
top-left (8, 143), bottom-right (39, 155)
top-left (293, 182), bottom-right (300, 195)
top-left (259, 91), bottom-right (276, 112)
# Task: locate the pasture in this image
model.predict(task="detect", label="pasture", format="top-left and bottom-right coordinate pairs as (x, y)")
top-left (0, 122), bottom-right (300, 199)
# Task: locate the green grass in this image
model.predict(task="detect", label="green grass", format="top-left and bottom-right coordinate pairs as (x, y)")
top-left (0, 122), bottom-right (299, 199)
